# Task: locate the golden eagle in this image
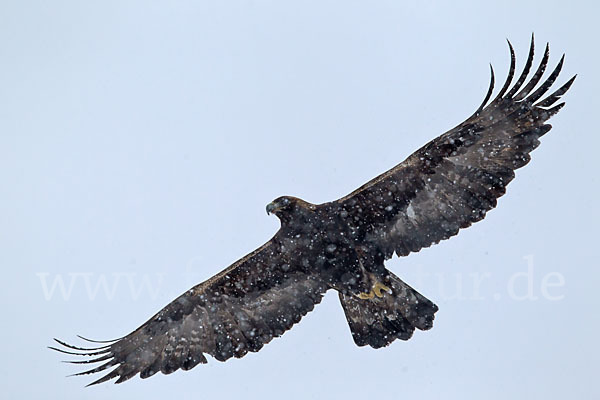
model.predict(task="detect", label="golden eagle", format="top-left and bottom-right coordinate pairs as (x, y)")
top-left (52, 36), bottom-right (575, 385)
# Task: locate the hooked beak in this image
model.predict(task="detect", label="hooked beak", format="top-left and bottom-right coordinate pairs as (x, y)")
top-left (266, 202), bottom-right (277, 215)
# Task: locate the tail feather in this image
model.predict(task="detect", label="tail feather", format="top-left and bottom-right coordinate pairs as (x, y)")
top-left (339, 272), bottom-right (438, 348)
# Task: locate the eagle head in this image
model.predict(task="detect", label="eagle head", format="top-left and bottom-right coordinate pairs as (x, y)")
top-left (266, 196), bottom-right (315, 223)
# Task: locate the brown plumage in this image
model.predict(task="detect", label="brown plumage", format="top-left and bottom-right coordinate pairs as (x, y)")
top-left (51, 35), bottom-right (575, 385)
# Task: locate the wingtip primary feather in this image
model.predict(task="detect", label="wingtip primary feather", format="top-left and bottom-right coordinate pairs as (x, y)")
top-left (61, 354), bottom-right (113, 365)
top-left (527, 53), bottom-right (565, 103)
top-left (50, 338), bottom-right (111, 355)
top-left (53, 337), bottom-right (110, 351)
top-left (48, 346), bottom-right (110, 357)
top-left (538, 74), bottom-right (576, 108)
top-left (77, 334), bottom-right (121, 344)
top-left (543, 102), bottom-right (566, 119)
top-left (514, 42), bottom-right (550, 101)
top-left (493, 39), bottom-right (516, 100)
top-left (506, 34), bottom-right (536, 98)
top-left (469, 63), bottom-right (495, 119)
top-left (68, 359), bottom-right (118, 379)
top-left (84, 367), bottom-right (122, 387)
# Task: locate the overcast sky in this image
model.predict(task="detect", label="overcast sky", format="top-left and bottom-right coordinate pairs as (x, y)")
top-left (1, 1), bottom-right (598, 399)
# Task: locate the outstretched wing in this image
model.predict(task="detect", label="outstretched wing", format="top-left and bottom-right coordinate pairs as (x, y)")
top-left (330, 36), bottom-right (575, 258)
top-left (51, 239), bottom-right (327, 385)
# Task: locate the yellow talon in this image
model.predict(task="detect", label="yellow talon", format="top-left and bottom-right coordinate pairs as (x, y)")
top-left (356, 281), bottom-right (390, 300)
top-left (357, 291), bottom-right (375, 300)
top-left (373, 281), bottom-right (391, 298)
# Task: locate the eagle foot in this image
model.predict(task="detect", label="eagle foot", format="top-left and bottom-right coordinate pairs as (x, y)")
top-left (356, 291), bottom-right (374, 300)
top-left (356, 281), bottom-right (391, 300)
top-left (373, 281), bottom-right (391, 297)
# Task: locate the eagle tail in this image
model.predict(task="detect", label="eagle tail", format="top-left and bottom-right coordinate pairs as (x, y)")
top-left (338, 271), bottom-right (438, 348)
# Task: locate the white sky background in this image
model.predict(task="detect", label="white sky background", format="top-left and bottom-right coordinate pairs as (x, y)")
top-left (1, 1), bottom-right (598, 398)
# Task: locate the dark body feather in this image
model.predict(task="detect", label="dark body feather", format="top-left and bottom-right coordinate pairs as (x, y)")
top-left (52, 36), bottom-right (574, 385)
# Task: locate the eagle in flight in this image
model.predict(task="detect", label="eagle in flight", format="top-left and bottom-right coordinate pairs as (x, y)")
top-left (52, 36), bottom-right (575, 385)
